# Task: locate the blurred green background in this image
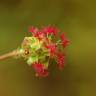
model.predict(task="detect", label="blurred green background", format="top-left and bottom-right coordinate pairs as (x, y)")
top-left (0, 0), bottom-right (96, 96)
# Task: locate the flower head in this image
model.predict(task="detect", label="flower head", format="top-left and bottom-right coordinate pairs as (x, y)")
top-left (19, 25), bottom-right (70, 77)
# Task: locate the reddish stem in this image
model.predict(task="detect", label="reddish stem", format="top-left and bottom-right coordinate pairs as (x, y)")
top-left (0, 50), bottom-right (19, 60)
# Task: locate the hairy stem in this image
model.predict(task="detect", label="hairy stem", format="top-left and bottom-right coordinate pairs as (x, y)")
top-left (0, 50), bottom-right (19, 60)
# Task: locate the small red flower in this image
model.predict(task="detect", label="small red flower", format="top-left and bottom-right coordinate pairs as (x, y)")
top-left (42, 26), bottom-right (58, 35)
top-left (60, 33), bottom-right (65, 41)
top-left (57, 52), bottom-right (65, 70)
top-left (36, 69), bottom-right (49, 77)
top-left (28, 26), bottom-right (38, 34)
top-left (45, 43), bottom-right (57, 57)
top-left (32, 62), bottom-right (49, 77)
top-left (60, 33), bottom-right (70, 47)
top-left (34, 31), bottom-right (45, 41)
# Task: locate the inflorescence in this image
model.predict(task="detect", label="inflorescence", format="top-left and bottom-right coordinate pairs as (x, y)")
top-left (18, 25), bottom-right (70, 77)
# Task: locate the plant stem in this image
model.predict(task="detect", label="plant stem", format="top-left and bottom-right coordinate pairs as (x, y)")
top-left (0, 50), bottom-right (19, 60)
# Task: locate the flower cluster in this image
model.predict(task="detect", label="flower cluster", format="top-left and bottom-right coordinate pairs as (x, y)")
top-left (19, 25), bottom-right (69, 77)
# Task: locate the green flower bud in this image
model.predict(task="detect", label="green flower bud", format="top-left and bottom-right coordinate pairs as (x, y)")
top-left (27, 55), bottom-right (38, 66)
